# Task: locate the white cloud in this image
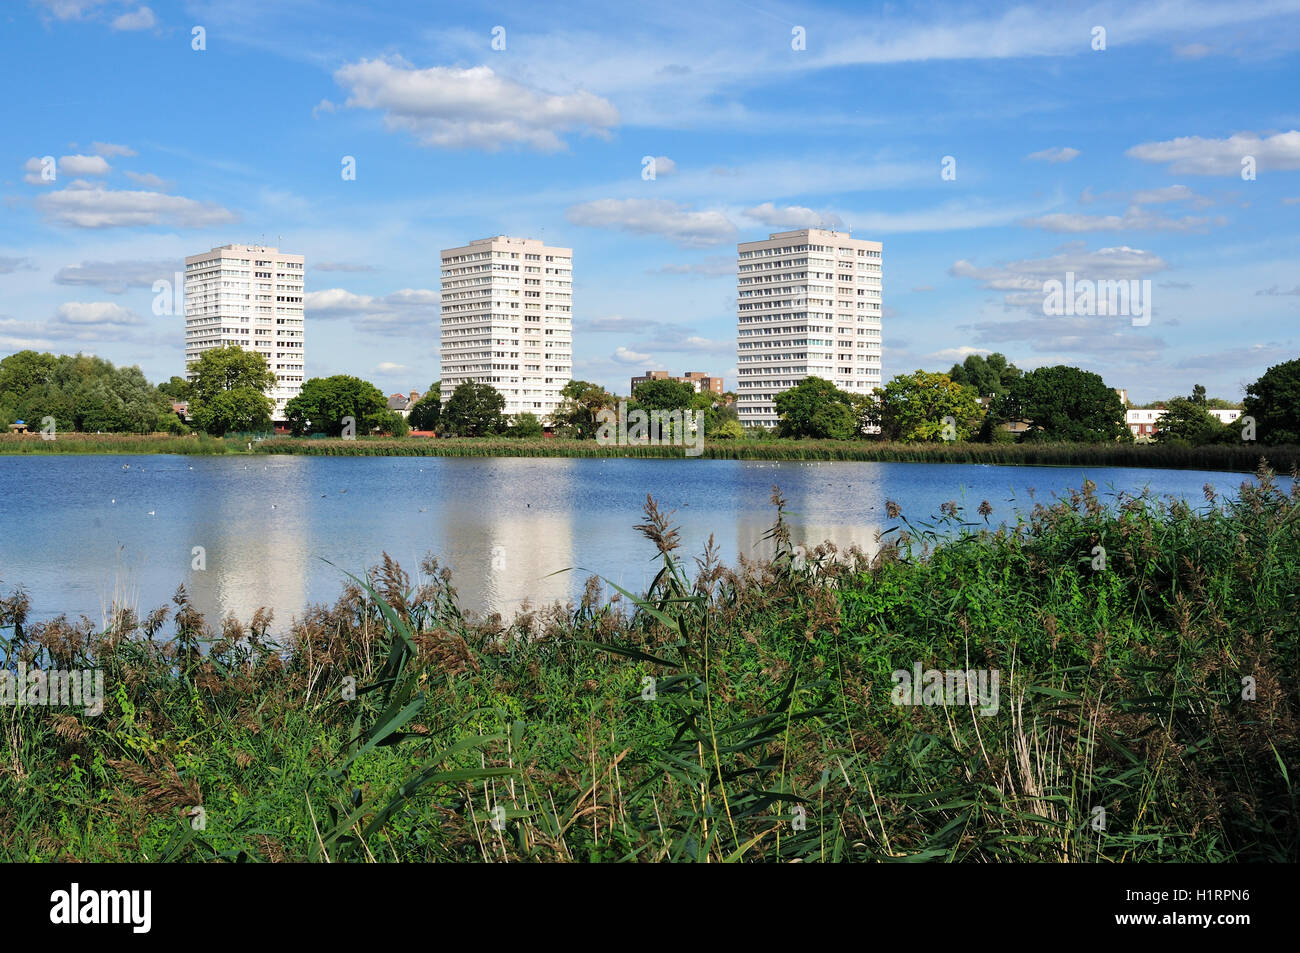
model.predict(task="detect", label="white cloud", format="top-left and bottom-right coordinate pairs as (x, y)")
top-left (1026, 147), bottom-right (1080, 163)
top-left (334, 58), bottom-right (619, 152)
top-left (23, 157), bottom-right (56, 185)
top-left (35, 184), bottom-right (237, 228)
top-left (950, 244), bottom-right (1171, 355)
top-left (305, 287), bottom-right (440, 337)
top-left (123, 170), bottom-right (170, 190)
top-left (55, 301), bottom-right (142, 325)
top-left (1021, 205), bottom-right (1224, 233)
top-left (53, 258), bottom-right (180, 293)
top-left (612, 346), bottom-right (653, 365)
top-left (1174, 43), bottom-right (1214, 58)
top-left (1126, 130), bottom-right (1300, 174)
top-left (744, 202), bottom-right (843, 228)
top-left (929, 346), bottom-right (992, 361)
top-left (0, 257), bottom-right (37, 274)
top-left (92, 142), bottom-right (136, 157)
top-left (35, 0), bottom-right (108, 21)
top-left (58, 154), bottom-right (112, 176)
top-left (1130, 184), bottom-right (1211, 206)
top-left (374, 362), bottom-right (410, 374)
top-left (648, 155), bottom-right (676, 176)
top-left (566, 198), bottom-right (736, 247)
top-left (111, 6), bottom-right (155, 30)
top-left (312, 99), bottom-right (336, 119)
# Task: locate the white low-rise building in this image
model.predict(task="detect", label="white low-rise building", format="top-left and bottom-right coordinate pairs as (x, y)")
top-left (1126, 406), bottom-right (1241, 438)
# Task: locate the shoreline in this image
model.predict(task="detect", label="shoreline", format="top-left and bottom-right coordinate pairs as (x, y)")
top-left (1, 433), bottom-right (1297, 474)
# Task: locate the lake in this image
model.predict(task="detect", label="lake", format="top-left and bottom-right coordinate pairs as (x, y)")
top-left (0, 455), bottom-right (1280, 631)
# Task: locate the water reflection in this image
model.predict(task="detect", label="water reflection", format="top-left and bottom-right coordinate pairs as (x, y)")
top-left (0, 454), bottom-right (1283, 633)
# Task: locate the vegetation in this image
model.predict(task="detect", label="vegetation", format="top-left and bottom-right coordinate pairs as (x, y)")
top-left (284, 374), bottom-right (402, 437)
top-left (506, 412), bottom-right (544, 438)
top-left (3, 466), bottom-right (1297, 861)
top-left (553, 379), bottom-right (617, 438)
top-left (406, 382), bottom-right (441, 432)
top-left (945, 351), bottom-right (1022, 398)
top-left (774, 376), bottom-right (862, 439)
top-left (1244, 358), bottom-right (1300, 445)
top-left (1155, 396), bottom-right (1235, 445)
top-left (187, 346), bottom-right (276, 436)
top-left (440, 381), bottom-right (507, 437)
top-left (993, 365), bottom-right (1130, 443)
top-left (4, 431), bottom-right (1299, 471)
top-left (871, 370), bottom-right (985, 442)
top-left (0, 351), bottom-right (183, 435)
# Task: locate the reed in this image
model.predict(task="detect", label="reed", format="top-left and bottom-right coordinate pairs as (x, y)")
top-left (5, 430), bottom-right (1296, 472)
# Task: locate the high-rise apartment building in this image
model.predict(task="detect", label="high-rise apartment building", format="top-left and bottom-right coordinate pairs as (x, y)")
top-left (736, 228), bottom-right (882, 428)
top-left (184, 244), bottom-right (305, 421)
top-left (439, 236), bottom-right (573, 420)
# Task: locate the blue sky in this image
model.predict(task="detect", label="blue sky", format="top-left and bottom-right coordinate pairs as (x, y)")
top-left (2, 0), bottom-right (1298, 403)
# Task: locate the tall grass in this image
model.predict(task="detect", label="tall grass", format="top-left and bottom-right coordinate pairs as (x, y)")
top-left (4, 431), bottom-right (1296, 472)
top-left (251, 435), bottom-right (1299, 473)
top-left (0, 433), bottom-right (234, 455)
top-left (1, 465), bottom-right (1297, 861)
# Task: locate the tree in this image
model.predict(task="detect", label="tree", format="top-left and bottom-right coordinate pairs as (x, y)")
top-left (1155, 397), bottom-right (1222, 445)
top-left (283, 375), bottom-right (390, 436)
top-left (188, 345), bottom-right (276, 404)
top-left (187, 346), bottom-right (275, 435)
top-left (553, 379), bottom-right (615, 439)
top-left (947, 352), bottom-right (1021, 398)
top-left (1244, 358), bottom-right (1300, 445)
top-left (871, 370), bottom-right (984, 442)
top-left (507, 412), bottom-right (544, 438)
top-left (632, 378), bottom-right (696, 411)
top-left (712, 418), bottom-right (744, 440)
top-left (407, 382), bottom-right (441, 431)
top-left (157, 376), bottom-right (193, 402)
top-left (0, 351), bottom-right (177, 433)
top-left (441, 380), bottom-right (506, 436)
top-left (993, 365), bottom-right (1128, 443)
top-left (192, 389), bottom-right (275, 437)
top-left (381, 411), bottom-right (409, 437)
top-left (774, 377), bottom-right (859, 439)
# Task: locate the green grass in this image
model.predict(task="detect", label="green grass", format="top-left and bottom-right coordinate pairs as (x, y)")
top-left (2, 464), bottom-right (1297, 862)
top-left (5, 430), bottom-right (1296, 473)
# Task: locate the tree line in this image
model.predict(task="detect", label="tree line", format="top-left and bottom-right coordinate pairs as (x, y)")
top-left (5, 344), bottom-right (1296, 446)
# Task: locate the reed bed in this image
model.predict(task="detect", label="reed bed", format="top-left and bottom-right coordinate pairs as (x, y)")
top-left (2, 464), bottom-right (1297, 861)
top-left (250, 436), bottom-right (1299, 472)
top-left (0, 433), bottom-right (234, 455)
top-left (5, 431), bottom-right (1295, 472)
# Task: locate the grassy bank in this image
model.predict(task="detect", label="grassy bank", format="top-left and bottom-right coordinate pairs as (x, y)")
top-left (4, 430), bottom-right (1298, 472)
top-left (2, 466), bottom-right (1297, 862)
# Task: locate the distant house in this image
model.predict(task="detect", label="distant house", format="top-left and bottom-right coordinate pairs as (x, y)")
top-left (630, 370), bottom-right (725, 397)
top-left (1126, 407), bottom-right (1241, 439)
top-left (387, 390), bottom-right (421, 419)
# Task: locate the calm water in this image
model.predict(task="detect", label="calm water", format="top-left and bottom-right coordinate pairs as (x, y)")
top-left (0, 455), bottom-right (1279, 631)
